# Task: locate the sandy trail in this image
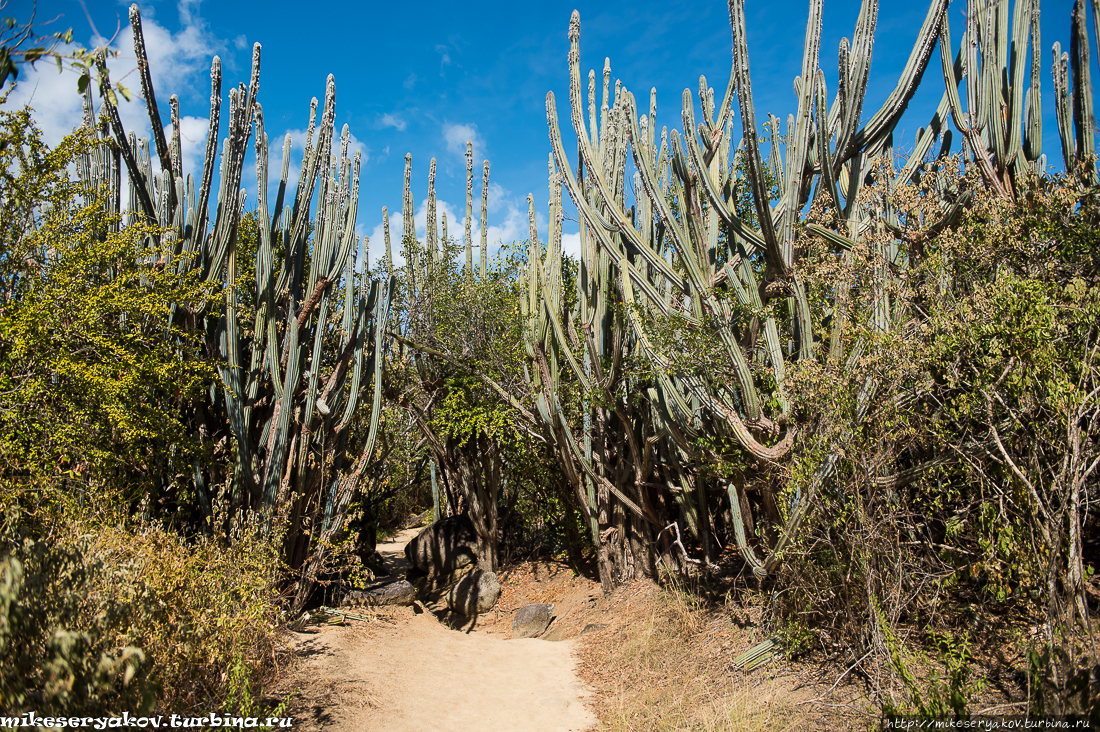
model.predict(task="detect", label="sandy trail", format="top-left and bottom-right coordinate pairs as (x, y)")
top-left (281, 527), bottom-right (596, 732)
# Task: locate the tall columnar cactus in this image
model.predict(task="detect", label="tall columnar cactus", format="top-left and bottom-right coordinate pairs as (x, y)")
top-left (78, 5), bottom-right (394, 611)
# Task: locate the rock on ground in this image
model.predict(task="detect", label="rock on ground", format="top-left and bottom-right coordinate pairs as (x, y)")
top-left (342, 578), bottom-right (416, 607)
top-left (512, 603), bottom-right (555, 639)
top-left (405, 514), bottom-right (479, 577)
top-left (446, 569), bottom-right (501, 615)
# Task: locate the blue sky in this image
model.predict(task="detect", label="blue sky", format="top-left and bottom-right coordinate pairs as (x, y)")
top-left (6, 0), bottom-right (1088, 267)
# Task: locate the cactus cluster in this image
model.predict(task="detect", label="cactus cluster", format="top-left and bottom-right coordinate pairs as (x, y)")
top-left (520, 0), bottom-right (1099, 588)
top-left (77, 5), bottom-right (394, 610)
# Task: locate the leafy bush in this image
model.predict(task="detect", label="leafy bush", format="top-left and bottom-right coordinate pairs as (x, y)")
top-left (0, 496), bottom-right (285, 713)
top-left (0, 537), bottom-right (154, 714)
top-left (774, 170), bottom-right (1099, 712)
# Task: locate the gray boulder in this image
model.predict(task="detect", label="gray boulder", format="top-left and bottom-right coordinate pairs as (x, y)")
top-left (404, 514), bottom-right (479, 577)
top-left (342, 578), bottom-right (416, 607)
top-left (512, 603), bottom-right (555, 639)
top-left (445, 569), bottom-right (501, 615)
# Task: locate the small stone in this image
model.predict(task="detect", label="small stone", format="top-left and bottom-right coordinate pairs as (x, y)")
top-left (512, 603), bottom-right (555, 639)
top-left (580, 623), bottom-right (608, 636)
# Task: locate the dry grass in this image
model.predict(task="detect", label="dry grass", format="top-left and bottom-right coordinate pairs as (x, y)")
top-left (576, 580), bottom-right (807, 732)
top-left (87, 517), bottom-right (286, 712)
top-left (1, 499), bottom-right (288, 714)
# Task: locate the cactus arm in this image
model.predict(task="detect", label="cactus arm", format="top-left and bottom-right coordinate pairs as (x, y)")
top-left (426, 157), bottom-right (437, 265)
top-left (983, 1), bottom-right (1007, 169)
top-left (94, 56), bottom-right (158, 222)
top-left (814, 71), bottom-right (841, 211)
top-left (192, 57), bottom-right (222, 244)
top-left (728, 0), bottom-right (784, 273)
top-left (480, 160), bottom-right (490, 277)
top-left (262, 303), bottom-right (302, 509)
top-left (247, 103), bottom-right (273, 403)
top-left (356, 276), bottom-right (395, 467)
top-left (129, 5), bottom-right (173, 183)
top-left (1053, 44), bottom-right (1075, 172)
top-left (402, 153), bottom-right (418, 295)
top-left (727, 482), bottom-right (768, 575)
top-left (301, 294), bottom-right (330, 431)
top-left (895, 93), bottom-right (951, 186)
top-left (382, 206), bottom-right (392, 271)
top-left (777, 0), bottom-right (823, 270)
top-left (833, 0), bottom-right (878, 169)
top-left (1071, 0), bottom-right (1096, 172)
top-left (1024, 2), bottom-right (1043, 162)
top-left (535, 256), bottom-right (592, 392)
top-left (465, 141), bottom-right (474, 277)
top-left (337, 280), bottom-right (376, 431)
top-left (846, 0), bottom-right (950, 156)
top-left (222, 212), bottom-right (255, 503)
top-left (169, 96), bottom-right (183, 182)
top-left (1006, 0), bottom-right (1033, 169)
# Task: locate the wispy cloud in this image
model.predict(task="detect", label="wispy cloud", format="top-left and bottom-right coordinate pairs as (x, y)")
top-left (379, 113), bottom-right (406, 132)
top-left (435, 44), bottom-right (452, 69)
top-left (403, 73), bottom-right (417, 89)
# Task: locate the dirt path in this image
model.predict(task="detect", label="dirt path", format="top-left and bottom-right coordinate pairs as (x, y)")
top-left (278, 528), bottom-right (597, 732)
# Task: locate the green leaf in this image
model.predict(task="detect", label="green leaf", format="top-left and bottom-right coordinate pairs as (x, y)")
top-left (77, 73), bottom-right (89, 94)
top-left (116, 83), bottom-right (133, 103)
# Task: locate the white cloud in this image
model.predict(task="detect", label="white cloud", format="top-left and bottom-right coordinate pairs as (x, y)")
top-left (5, 0), bottom-right (222, 180)
top-left (234, 34), bottom-right (248, 50)
top-left (442, 121), bottom-right (485, 163)
top-left (178, 0), bottom-right (202, 26)
top-left (403, 73), bottom-right (417, 89)
top-left (435, 44), bottom-right (452, 68)
top-left (379, 113), bottom-right (406, 132)
top-left (561, 231), bottom-right (581, 259)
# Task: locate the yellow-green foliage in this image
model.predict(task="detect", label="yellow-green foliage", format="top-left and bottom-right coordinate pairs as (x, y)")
top-left (0, 104), bottom-right (218, 500)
